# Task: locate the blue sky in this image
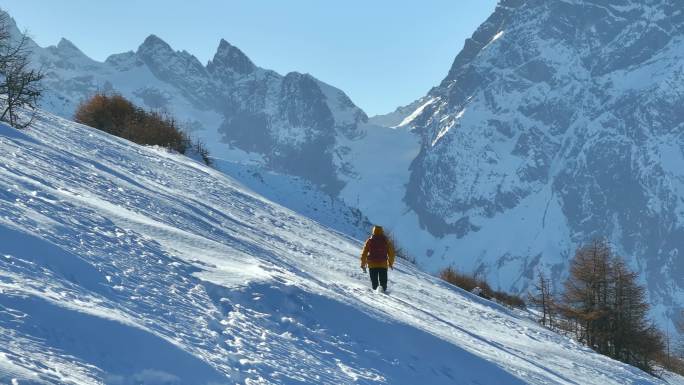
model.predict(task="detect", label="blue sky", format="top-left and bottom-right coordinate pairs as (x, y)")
top-left (3, 1), bottom-right (497, 115)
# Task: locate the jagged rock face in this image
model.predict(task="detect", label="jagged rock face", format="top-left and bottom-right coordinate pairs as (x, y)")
top-left (216, 71), bottom-right (346, 192)
top-left (207, 39), bottom-right (256, 77)
top-left (9, 10), bottom-right (367, 194)
top-left (406, 0), bottom-right (684, 319)
top-left (135, 35), bottom-right (219, 108)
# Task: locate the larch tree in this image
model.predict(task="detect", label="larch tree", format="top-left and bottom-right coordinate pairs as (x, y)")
top-left (529, 269), bottom-right (555, 328)
top-left (560, 239), bottom-right (663, 373)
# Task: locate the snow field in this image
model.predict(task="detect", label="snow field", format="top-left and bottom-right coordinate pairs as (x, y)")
top-left (0, 112), bottom-right (680, 384)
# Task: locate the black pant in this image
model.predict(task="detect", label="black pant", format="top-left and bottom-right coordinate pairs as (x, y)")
top-left (369, 268), bottom-right (388, 291)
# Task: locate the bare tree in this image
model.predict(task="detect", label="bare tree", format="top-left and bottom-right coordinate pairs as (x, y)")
top-left (529, 269), bottom-right (555, 328)
top-left (0, 12), bottom-right (43, 128)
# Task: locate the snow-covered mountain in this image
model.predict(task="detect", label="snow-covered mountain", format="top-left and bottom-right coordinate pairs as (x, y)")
top-left (8, 0), bottom-right (684, 331)
top-left (392, 0), bottom-right (684, 328)
top-left (2, 106), bottom-right (682, 384)
top-left (367, 96), bottom-right (432, 128)
top-left (4, 11), bottom-right (366, 196)
top-left (1, 8), bottom-right (379, 242)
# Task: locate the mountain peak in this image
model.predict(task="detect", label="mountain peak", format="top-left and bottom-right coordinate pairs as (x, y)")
top-left (137, 34), bottom-right (173, 54)
top-left (208, 38), bottom-right (255, 75)
top-left (404, 0), bottom-right (684, 332)
top-left (217, 38), bottom-right (231, 49)
top-left (1, 10), bottom-right (35, 46)
top-left (0, 9), bottom-right (20, 35)
top-left (56, 38), bottom-right (83, 54)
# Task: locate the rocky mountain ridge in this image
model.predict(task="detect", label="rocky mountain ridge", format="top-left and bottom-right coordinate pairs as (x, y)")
top-left (401, 0), bottom-right (684, 327)
top-left (10, 11), bottom-right (367, 195)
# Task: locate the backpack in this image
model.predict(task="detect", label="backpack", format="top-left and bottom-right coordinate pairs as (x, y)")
top-left (367, 235), bottom-right (388, 263)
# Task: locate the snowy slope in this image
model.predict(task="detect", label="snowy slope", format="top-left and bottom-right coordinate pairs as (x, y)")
top-left (7, 0), bottom-right (684, 342)
top-left (211, 158), bottom-right (372, 241)
top-left (367, 96), bottom-right (432, 128)
top-left (1, 109), bottom-right (679, 384)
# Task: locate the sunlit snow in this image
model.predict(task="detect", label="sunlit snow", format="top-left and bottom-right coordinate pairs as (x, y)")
top-left (0, 108), bottom-right (680, 384)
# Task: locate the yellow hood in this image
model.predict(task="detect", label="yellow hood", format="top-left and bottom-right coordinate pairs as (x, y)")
top-left (372, 226), bottom-right (384, 236)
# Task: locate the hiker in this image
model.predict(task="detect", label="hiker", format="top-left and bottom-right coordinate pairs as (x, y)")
top-left (360, 225), bottom-right (396, 292)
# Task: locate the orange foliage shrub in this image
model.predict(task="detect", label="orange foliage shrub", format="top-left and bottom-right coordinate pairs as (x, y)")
top-left (75, 93), bottom-right (189, 154)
